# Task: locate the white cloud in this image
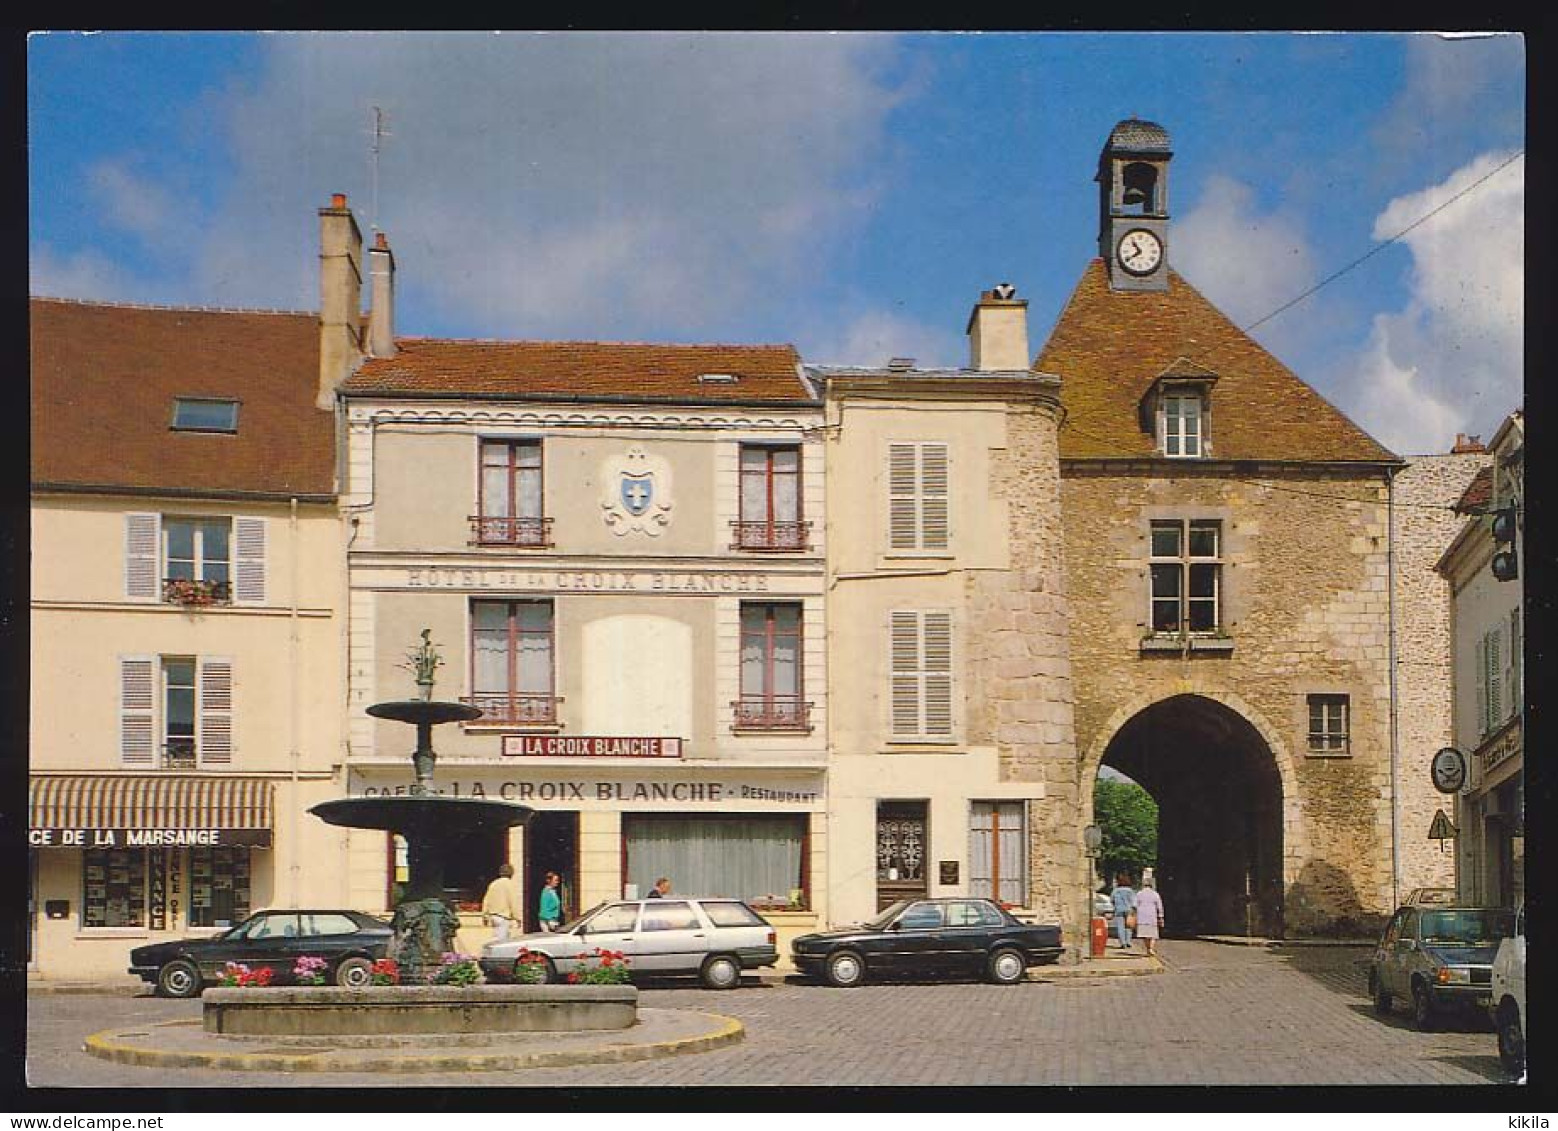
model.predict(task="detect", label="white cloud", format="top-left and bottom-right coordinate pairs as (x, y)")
top-left (800, 308), bottom-right (962, 369)
top-left (1345, 150), bottom-right (1523, 454)
top-left (177, 32), bottom-right (909, 341)
top-left (1170, 174), bottom-right (1317, 329)
top-left (30, 243), bottom-right (153, 303)
top-left (87, 159), bottom-right (176, 242)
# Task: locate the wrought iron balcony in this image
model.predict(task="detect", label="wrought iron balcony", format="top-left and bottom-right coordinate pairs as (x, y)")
top-left (469, 515), bottom-right (553, 547)
top-left (162, 577), bottom-right (233, 607)
top-left (732, 696), bottom-right (813, 732)
top-left (460, 692), bottom-right (562, 727)
top-left (162, 738), bottom-right (197, 769)
top-left (730, 520), bottom-right (811, 552)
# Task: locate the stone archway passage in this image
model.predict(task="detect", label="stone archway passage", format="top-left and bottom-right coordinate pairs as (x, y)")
top-left (1102, 694), bottom-right (1284, 939)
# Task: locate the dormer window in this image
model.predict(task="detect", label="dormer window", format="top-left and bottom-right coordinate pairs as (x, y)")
top-left (171, 398), bottom-right (239, 433)
top-left (1162, 390), bottom-right (1203, 458)
top-left (1142, 360), bottom-right (1217, 460)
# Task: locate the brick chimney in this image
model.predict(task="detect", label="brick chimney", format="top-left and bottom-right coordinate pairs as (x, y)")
top-left (317, 193), bottom-right (364, 409)
top-left (1451, 433), bottom-right (1486, 454)
top-left (367, 231), bottom-right (396, 360)
top-left (966, 283), bottom-right (1029, 371)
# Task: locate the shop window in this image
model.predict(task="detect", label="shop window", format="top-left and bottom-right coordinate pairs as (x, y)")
top-left (735, 444), bottom-right (808, 550)
top-left (623, 814), bottom-right (807, 911)
top-left (1149, 519), bottom-right (1222, 634)
top-left (466, 599), bottom-right (558, 726)
top-left (83, 847), bottom-right (146, 928)
top-left (1306, 694), bottom-right (1350, 756)
top-left (969, 801), bottom-right (1026, 906)
top-left (473, 439), bottom-right (551, 546)
top-left (388, 827), bottom-right (508, 912)
top-left (735, 602), bottom-right (809, 731)
top-left (188, 847), bottom-right (251, 928)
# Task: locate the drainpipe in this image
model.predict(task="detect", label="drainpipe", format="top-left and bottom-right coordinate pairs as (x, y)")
top-left (289, 497), bottom-right (301, 908)
top-left (1386, 469), bottom-right (1400, 911)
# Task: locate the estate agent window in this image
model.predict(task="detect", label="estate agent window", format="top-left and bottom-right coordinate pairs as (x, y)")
top-left (735, 602), bottom-right (808, 730)
top-left (1306, 694), bottom-right (1350, 755)
top-left (83, 847), bottom-right (147, 928)
top-left (469, 600), bottom-right (557, 725)
top-left (188, 846), bottom-right (251, 928)
top-left (623, 814), bottom-right (807, 910)
top-left (1149, 519), bottom-right (1222, 633)
top-left (887, 442), bottom-right (950, 551)
top-left (968, 801), bottom-right (1026, 905)
top-left (737, 444), bottom-right (806, 550)
top-left (475, 439), bottom-right (549, 546)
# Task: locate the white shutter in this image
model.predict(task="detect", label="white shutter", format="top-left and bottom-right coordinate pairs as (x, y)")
top-left (890, 611), bottom-right (921, 737)
top-left (233, 518), bottom-right (266, 604)
top-left (1508, 609), bottom-right (1522, 717)
top-left (923, 611), bottom-right (953, 737)
top-left (1474, 635), bottom-right (1489, 736)
top-left (968, 803), bottom-right (994, 898)
top-left (124, 513), bottom-right (160, 600)
top-left (888, 444), bottom-right (919, 550)
top-left (1487, 627), bottom-right (1503, 729)
top-left (199, 658), bottom-right (234, 765)
top-left (120, 657), bottom-right (157, 765)
top-left (920, 444), bottom-right (949, 550)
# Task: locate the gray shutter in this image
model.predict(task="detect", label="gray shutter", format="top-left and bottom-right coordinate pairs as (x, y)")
top-left (1474, 635), bottom-right (1489, 736)
top-left (124, 514), bottom-right (160, 600)
top-left (920, 444), bottom-right (950, 550)
top-left (888, 444), bottom-right (919, 550)
top-left (233, 518), bottom-right (266, 604)
top-left (120, 657), bottom-right (157, 765)
top-left (198, 657), bottom-right (234, 765)
top-left (1487, 627), bottom-right (1503, 728)
top-left (922, 611), bottom-right (954, 737)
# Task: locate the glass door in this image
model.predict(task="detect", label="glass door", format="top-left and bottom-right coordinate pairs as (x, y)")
top-left (876, 801), bottom-right (929, 912)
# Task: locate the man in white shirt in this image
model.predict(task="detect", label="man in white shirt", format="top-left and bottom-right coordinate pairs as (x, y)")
top-left (482, 863), bottom-right (521, 941)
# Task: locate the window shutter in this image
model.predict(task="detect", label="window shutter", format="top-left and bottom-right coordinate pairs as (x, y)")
top-left (124, 514), bottom-right (160, 600)
top-left (199, 658), bottom-right (234, 765)
top-left (120, 657), bottom-right (156, 765)
top-left (1474, 636), bottom-right (1489, 736)
top-left (1509, 609), bottom-right (1522, 717)
top-left (888, 444), bottom-right (919, 550)
top-left (890, 611), bottom-right (921, 737)
top-left (920, 444), bottom-right (949, 550)
top-left (1487, 627), bottom-right (1503, 729)
top-left (968, 803), bottom-right (994, 898)
top-left (923, 611), bottom-right (953, 737)
top-left (233, 518), bottom-right (266, 604)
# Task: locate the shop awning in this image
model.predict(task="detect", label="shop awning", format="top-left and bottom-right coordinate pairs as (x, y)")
top-left (29, 775), bottom-right (274, 847)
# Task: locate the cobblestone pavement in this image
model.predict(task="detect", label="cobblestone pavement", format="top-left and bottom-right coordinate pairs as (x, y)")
top-left (23, 941), bottom-right (1512, 1090)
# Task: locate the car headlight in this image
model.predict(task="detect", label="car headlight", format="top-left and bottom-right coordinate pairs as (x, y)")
top-left (1436, 966), bottom-right (1472, 984)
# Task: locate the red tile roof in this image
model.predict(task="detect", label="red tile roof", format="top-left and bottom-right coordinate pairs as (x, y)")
top-left (30, 298), bottom-right (336, 498)
top-left (1037, 261), bottom-right (1398, 464)
top-left (1454, 465), bottom-right (1493, 514)
top-left (344, 339), bottom-right (812, 403)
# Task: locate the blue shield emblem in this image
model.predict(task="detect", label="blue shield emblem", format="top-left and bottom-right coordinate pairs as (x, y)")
top-left (620, 473), bottom-right (654, 516)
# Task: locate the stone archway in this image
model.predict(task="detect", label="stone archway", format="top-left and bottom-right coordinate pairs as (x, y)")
top-left (1082, 690), bottom-right (1303, 939)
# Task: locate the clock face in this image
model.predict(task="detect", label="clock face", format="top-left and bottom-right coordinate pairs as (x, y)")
top-left (1117, 228), bottom-right (1163, 276)
top-left (1431, 747), bottom-right (1467, 793)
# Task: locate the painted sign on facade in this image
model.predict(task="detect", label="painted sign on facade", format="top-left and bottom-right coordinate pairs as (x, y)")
top-left (503, 735), bottom-right (682, 758)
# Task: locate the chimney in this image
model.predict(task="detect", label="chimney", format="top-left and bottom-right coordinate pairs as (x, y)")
top-left (1451, 433), bottom-right (1486, 454)
top-left (966, 283), bottom-right (1029, 371)
top-left (317, 193), bottom-right (364, 409)
top-left (367, 231), bottom-right (396, 360)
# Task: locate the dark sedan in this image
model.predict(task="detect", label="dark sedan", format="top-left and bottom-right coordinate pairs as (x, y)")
top-left (129, 909), bottom-right (393, 998)
top-left (791, 897), bottom-right (1063, 987)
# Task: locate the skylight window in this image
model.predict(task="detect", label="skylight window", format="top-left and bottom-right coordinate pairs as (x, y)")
top-left (171, 398), bottom-right (240, 433)
top-left (696, 373), bottom-right (739, 385)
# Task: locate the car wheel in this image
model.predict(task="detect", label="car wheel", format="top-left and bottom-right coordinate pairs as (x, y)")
top-left (1368, 971), bottom-right (1391, 1016)
top-left (1411, 982), bottom-right (1437, 1031)
top-left (157, 959), bottom-right (202, 999)
top-left (824, 950), bottom-right (865, 988)
top-left (1497, 1004), bottom-right (1525, 1075)
top-left (987, 947), bottom-right (1027, 985)
top-left (334, 957), bottom-right (373, 989)
top-left (700, 955), bottom-right (742, 990)
top-left (535, 957), bottom-right (560, 985)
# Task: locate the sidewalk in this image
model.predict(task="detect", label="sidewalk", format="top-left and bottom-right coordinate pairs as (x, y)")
top-left (1195, 935), bottom-right (1375, 948)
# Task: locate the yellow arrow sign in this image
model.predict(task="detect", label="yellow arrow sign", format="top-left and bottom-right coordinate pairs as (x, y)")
top-left (1428, 809), bottom-right (1458, 841)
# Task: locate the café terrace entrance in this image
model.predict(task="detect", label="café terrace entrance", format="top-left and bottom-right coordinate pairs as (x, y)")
top-left (1096, 694), bottom-right (1285, 939)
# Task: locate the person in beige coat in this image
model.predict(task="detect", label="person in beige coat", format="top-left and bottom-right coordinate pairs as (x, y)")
top-left (481, 863), bottom-right (521, 942)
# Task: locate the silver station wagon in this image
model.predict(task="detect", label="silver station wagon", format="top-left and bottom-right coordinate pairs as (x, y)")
top-left (480, 897), bottom-right (779, 989)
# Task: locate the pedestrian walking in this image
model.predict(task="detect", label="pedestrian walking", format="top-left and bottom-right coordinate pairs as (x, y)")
top-left (538, 870), bottom-right (564, 932)
top-left (1109, 872), bottom-right (1137, 951)
top-left (1134, 876), bottom-right (1165, 957)
top-left (481, 862), bottom-right (520, 942)
top-left (646, 877), bottom-right (672, 899)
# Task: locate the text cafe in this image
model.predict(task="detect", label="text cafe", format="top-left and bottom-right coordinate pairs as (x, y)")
top-left (343, 760), bottom-right (828, 932)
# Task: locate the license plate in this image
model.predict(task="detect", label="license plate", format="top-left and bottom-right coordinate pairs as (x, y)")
top-left (1475, 994), bottom-right (1491, 1006)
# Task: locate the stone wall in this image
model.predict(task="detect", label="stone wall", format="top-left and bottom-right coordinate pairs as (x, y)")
top-left (1058, 467), bottom-right (1397, 936)
top-left (965, 400), bottom-right (1080, 933)
top-left (1392, 453), bottom-right (1491, 895)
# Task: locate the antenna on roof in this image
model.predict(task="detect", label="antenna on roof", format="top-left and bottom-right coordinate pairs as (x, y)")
top-left (369, 106), bottom-right (393, 234)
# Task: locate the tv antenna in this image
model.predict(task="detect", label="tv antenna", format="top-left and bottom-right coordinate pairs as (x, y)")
top-left (369, 106), bottom-right (392, 234)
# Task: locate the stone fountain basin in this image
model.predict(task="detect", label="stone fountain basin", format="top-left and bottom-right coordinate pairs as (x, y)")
top-left (203, 984), bottom-right (637, 1038)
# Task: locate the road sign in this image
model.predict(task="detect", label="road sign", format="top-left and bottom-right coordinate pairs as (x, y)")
top-left (1428, 809), bottom-right (1458, 850)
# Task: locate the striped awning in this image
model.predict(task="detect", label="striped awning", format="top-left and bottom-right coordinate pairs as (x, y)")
top-left (30, 775), bottom-right (273, 846)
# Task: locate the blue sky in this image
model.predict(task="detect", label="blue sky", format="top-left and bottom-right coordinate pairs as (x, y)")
top-left (29, 31), bottom-right (1524, 454)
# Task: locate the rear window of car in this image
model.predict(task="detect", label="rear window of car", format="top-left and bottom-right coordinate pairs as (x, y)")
top-left (701, 901), bottom-right (765, 928)
top-left (947, 900), bottom-right (1005, 927)
top-left (301, 913), bottom-right (359, 936)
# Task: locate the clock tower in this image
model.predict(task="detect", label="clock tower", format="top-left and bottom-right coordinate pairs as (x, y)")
top-left (1097, 118), bottom-right (1172, 292)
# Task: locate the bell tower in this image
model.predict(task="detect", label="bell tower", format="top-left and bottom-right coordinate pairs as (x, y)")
top-left (1097, 118), bottom-right (1172, 292)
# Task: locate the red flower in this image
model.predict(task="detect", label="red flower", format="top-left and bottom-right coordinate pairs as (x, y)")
top-left (566, 972), bottom-right (580, 984)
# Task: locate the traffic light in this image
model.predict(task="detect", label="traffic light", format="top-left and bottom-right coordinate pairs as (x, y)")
top-left (1491, 505), bottom-right (1519, 582)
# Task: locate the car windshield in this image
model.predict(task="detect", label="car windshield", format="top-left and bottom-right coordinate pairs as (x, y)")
top-left (559, 903), bottom-right (607, 934)
top-left (862, 901), bottom-right (912, 931)
top-left (1420, 909), bottom-right (1514, 945)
